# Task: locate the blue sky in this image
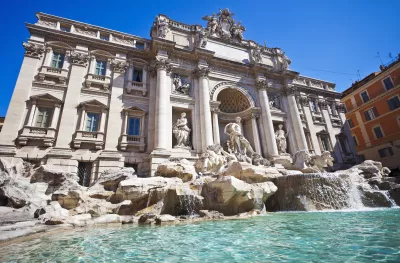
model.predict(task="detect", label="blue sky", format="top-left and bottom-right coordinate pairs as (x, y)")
top-left (0, 0), bottom-right (399, 116)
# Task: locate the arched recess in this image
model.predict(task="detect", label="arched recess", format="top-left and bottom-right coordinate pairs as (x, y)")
top-left (90, 49), bottom-right (114, 58)
top-left (211, 81), bottom-right (255, 108)
top-left (46, 41), bottom-right (74, 50)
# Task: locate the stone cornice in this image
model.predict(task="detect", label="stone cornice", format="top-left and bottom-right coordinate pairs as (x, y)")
top-left (280, 83), bottom-right (298, 96)
top-left (23, 42), bottom-right (45, 58)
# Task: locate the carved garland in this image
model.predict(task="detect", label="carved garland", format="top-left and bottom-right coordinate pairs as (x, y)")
top-left (111, 60), bottom-right (129, 73)
top-left (70, 52), bottom-right (89, 66)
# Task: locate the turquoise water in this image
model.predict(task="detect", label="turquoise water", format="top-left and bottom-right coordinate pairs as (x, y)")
top-left (1, 209), bottom-right (400, 263)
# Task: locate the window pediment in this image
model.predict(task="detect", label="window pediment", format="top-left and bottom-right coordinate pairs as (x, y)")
top-left (79, 99), bottom-right (108, 109)
top-left (90, 50), bottom-right (114, 58)
top-left (123, 106), bottom-right (147, 116)
top-left (30, 93), bottom-right (62, 104)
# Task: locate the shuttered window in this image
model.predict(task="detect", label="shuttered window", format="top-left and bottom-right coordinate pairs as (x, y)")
top-left (387, 96), bottom-right (400, 111)
top-left (128, 117), bottom-right (140, 136)
top-left (85, 113), bottom-right (99, 132)
top-left (35, 107), bottom-right (52, 128)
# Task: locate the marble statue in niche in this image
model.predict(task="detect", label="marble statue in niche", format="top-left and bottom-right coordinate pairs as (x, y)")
top-left (173, 112), bottom-right (191, 148)
top-left (269, 95), bottom-right (281, 110)
top-left (173, 74), bottom-right (191, 95)
top-left (224, 117), bottom-right (255, 163)
top-left (156, 16), bottom-right (169, 38)
top-left (275, 124), bottom-right (289, 155)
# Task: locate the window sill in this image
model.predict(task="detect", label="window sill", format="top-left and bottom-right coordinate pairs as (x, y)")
top-left (119, 134), bottom-right (146, 152)
top-left (18, 126), bottom-right (57, 146)
top-left (73, 130), bottom-right (104, 149)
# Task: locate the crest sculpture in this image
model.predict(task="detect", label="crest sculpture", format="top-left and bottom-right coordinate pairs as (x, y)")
top-left (201, 8), bottom-right (246, 43)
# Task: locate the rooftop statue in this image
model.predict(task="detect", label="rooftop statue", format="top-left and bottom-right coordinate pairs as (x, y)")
top-left (201, 8), bottom-right (246, 43)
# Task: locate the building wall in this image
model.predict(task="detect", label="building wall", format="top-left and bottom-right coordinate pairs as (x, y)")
top-left (342, 60), bottom-right (400, 170)
top-left (0, 12), bottom-right (351, 181)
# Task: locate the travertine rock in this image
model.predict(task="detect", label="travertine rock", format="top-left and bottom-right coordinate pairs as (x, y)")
top-left (39, 201), bottom-right (70, 225)
top-left (201, 176), bottom-right (278, 215)
top-left (155, 214), bottom-right (178, 225)
top-left (222, 161), bottom-right (281, 184)
top-left (155, 159), bottom-right (198, 182)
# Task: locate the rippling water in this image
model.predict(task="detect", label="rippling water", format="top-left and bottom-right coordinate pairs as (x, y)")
top-left (1, 209), bottom-right (400, 263)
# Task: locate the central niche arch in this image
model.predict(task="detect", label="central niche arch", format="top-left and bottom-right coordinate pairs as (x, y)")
top-left (217, 88), bottom-right (251, 113)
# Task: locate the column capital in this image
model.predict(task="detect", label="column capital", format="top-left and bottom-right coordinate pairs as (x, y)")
top-left (210, 106), bottom-right (220, 114)
top-left (70, 52), bottom-right (89, 66)
top-left (255, 79), bottom-right (272, 91)
top-left (192, 67), bottom-right (210, 78)
top-left (318, 99), bottom-right (328, 109)
top-left (111, 60), bottom-right (129, 74)
top-left (298, 96), bottom-right (309, 106)
top-left (280, 83), bottom-right (297, 96)
top-left (335, 102), bottom-right (346, 113)
top-left (155, 58), bottom-right (172, 70)
top-left (23, 42), bottom-right (45, 58)
top-left (251, 112), bottom-right (260, 119)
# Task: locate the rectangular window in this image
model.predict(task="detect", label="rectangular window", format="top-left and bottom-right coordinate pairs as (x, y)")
top-left (51, 52), bottom-right (64, 69)
top-left (378, 147), bottom-right (394, 158)
top-left (388, 96), bottom-right (400, 111)
top-left (100, 34), bottom-right (109, 41)
top-left (60, 26), bottom-right (70, 32)
top-left (348, 119), bottom-right (354, 128)
top-left (339, 138), bottom-right (350, 155)
top-left (133, 68), bottom-right (143, 82)
top-left (319, 135), bottom-right (331, 151)
top-left (85, 113), bottom-right (99, 132)
top-left (360, 91), bottom-right (370, 103)
top-left (35, 107), bottom-right (52, 128)
top-left (383, 77), bottom-right (394, 90)
top-left (364, 107), bottom-right (378, 121)
top-left (136, 42), bottom-right (145, 50)
top-left (95, 60), bottom-right (107, 76)
top-left (127, 117), bottom-right (141, 136)
top-left (352, 135), bottom-right (358, 146)
top-left (373, 126), bottom-right (384, 139)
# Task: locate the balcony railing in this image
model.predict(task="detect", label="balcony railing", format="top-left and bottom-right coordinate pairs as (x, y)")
top-left (18, 126), bottom-right (57, 147)
top-left (120, 134), bottom-right (146, 151)
top-left (85, 73), bottom-right (111, 90)
top-left (125, 80), bottom-right (147, 96)
top-left (73, 130), bottom-right (104, 149)
top-left (37, 66), bottom-right (69, 84)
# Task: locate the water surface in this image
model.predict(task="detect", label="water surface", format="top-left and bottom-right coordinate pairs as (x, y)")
top-left (1, 209), bottom-right (399, 263)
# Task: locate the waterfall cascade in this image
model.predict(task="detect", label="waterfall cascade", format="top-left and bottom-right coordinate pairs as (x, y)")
top-left (266, 171), bottom-right (397, 211)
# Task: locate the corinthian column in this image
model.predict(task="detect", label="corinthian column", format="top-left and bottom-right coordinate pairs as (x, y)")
top-left (211, 107), bottom-right (220, 145)
top-left (154, 58), bottom-right (172, 151)
top-left (256, 80), bottom-right (279, 158)
top-left (251, 112), bottom-right (262, 154)
top-left (194, 67), bottom-right (213, 151)
top-left (282, 80), bottom-right (308, 151)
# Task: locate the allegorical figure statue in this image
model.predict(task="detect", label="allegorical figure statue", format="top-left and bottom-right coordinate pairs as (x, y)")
top-left (275, 124), bottom-right (288, 155)
top-left (173, 112), bottom-right (191, 148)
top-left (224, 117), bottom-right (254, 163)
top-left (156, 16), bottom-right (169, 38)
top-left (173, 74), bottom-right (191, 95)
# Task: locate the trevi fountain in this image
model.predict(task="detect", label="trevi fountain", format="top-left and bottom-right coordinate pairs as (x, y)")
top-left (0, 8), bottom-right (399, 263)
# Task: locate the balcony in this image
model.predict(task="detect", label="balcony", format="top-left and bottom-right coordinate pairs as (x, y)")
top-left (125, 80), bottom-right (147, 96)
top-left (37, 66), bottom-right (69, 84)
top-left (73, 131), bottom-right (104, 150)
top-left (85, 73), bottom-right (111, 90)
top-left (18, 126), bottom-right (57, 147)
top-left (119, 134), bottom-right (146, 152)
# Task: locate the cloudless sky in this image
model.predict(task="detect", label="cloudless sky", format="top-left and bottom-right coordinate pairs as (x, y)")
top-left (0, 0), bottom-right (399, 116)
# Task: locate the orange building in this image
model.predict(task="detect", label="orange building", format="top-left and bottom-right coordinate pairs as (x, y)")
top-left (341, 56), bottom-right (400, 173)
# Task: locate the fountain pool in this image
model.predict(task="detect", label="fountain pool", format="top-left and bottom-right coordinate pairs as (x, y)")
top-left (1, 208), bottom-right (399, 262)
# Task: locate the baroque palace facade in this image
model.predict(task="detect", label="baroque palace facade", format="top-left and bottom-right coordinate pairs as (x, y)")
top-left (0, 10), bottom-right (354, 182)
